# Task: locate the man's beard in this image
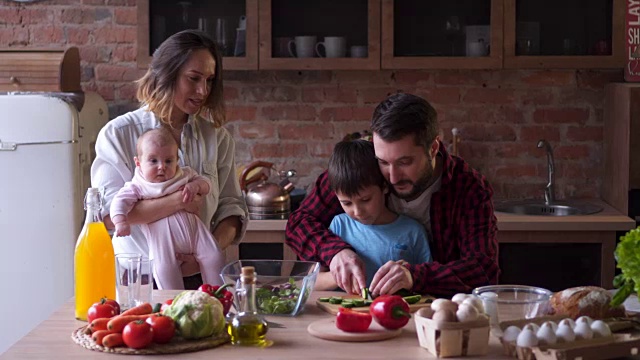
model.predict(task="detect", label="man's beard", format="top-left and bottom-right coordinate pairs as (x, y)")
top-left (389, 160), bottom-right (434, 200)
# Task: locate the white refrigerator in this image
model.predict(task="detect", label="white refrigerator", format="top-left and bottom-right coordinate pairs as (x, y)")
top-left (0, 92), bottom-right (108, 354)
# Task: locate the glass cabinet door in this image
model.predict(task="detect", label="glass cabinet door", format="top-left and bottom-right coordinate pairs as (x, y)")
top-left (382, 0), bottom-right (503, 69)
top-left (504, 0), bottom-right (625, 68)
top-left (138, 0), bottom-right (258, 70)
top-left (259, 0), bottom-right (381, 70)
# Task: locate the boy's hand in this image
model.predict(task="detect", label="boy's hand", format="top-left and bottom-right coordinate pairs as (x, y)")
top-left (369, 260), bottom-right (413, 296)
top-left (114, 223), bottom-right (131, 237)
top-left (182, 182), bottom-right (199, 203)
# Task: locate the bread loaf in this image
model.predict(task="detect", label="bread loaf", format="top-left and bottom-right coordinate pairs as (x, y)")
top-left (550, 286), bottom-right (626, 319)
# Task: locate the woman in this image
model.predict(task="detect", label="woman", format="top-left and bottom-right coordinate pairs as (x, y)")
top-left (91, 29), bottom-right (248, 288)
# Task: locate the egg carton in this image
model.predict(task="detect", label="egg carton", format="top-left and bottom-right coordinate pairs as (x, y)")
top-left (501, 334), bottom-right (640, 360)
top-left (414, 313), bottom-right (490, 358)
top-left (498, 316), bottom-right (640, 360)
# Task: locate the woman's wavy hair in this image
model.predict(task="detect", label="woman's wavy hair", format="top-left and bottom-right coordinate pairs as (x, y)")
top-left (136, 29), bottom-right (225, 127)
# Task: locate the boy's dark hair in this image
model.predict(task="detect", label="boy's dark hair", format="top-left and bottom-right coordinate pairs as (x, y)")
top-left (328, 139), bottom-right (386, 197)
top-left (371, 93), bottom-right (438, 152)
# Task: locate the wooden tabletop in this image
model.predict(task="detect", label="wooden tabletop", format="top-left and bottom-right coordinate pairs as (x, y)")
top-left (0, 290), bottom-right (513, 360)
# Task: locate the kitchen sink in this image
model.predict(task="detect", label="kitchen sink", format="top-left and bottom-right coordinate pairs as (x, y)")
top-left (494, 200), bottom-right (603, 216)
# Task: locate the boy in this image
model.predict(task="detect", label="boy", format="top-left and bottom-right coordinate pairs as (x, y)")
top-left (315, 139), bottom-right (432, 290)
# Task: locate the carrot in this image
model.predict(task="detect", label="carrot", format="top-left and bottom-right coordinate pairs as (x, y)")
top-left (102, 333), bottom-right (124, 348)
top-left (120, 303), bottom-right (153, 316)
top-left (91, 330), bottom-right (116, 346)
top-left (107, 314), bottom-right (155, 332)
top-left (89, 318), bottom-right (110, 332)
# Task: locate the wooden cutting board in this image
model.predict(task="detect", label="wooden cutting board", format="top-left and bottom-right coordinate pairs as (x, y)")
top-left (307, 318), bottom-right (402, 342)
top-left (316, 295), bottom-right (433, 315)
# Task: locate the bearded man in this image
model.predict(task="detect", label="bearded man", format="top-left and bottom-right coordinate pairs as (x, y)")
top-left (285, 93), bottom-right (499, 298)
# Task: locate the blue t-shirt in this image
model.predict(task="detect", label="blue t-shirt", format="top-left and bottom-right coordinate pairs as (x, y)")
top-left (329, 213), bottom-right (432, 286)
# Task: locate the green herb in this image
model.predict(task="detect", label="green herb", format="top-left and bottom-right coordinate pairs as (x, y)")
top-left (612, 226), bottom-right (640, 307)
top-left (255, 277), bottom-right (309, 315)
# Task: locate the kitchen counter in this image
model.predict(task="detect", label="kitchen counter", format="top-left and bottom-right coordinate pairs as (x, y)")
top-left (244, 199), bottom-right (635, 233)
top-left (0, 291), bottom-right (518, 359)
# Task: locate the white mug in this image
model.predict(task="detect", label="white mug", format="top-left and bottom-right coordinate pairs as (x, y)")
top-left (467, 40), bottom-right (488, 57)
top-left (315, 36), bottom-right (347, 58)
top-left (350, 45), bottom-right (368, 58)
top-left (288, 36), bottom-right (317, 58)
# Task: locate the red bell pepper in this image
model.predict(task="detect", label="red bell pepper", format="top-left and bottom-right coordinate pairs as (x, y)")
top-left (335, 307), bottom-right (372, 332)
top-left (370, 295), bottom-right (411, 330)
top-left (198, 283), bottom-right (234, 315)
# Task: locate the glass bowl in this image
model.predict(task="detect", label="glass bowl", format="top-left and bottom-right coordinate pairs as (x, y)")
top-left (220, 259), bottom-right (320, 317)
top-left (472, 284), bottom-right (553, 336)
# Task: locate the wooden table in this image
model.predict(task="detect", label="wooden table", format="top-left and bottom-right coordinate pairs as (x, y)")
top-left (1, 291), bottom-right (514, 360)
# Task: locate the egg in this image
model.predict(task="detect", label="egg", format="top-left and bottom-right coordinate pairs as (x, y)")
top-left (555, 324), bottom-right (576, 343)
top-left (432, 309), bottom-right (457, 323)
top-left (523, 323), bottom-right (540, 333)
top-left (536, 323), bottom-right (558, 345)
top-left (590, 320), bottom-right (612, 338)
top-left (431, 299), bottom-right (458, 313)
top-left (576, 316), bottom-right (594, 326)
top-left (516, 328), bottom-right (539, 347)
top-left (461, 296), bottom-right (485, 314)
top-left (456, 303), bottom-right (479, 322)
top-left (502, 326), bottom-right (521, 343)
top-left (541, 321), bottom-right (558, 332)
top-left (559, 318), bottom-right (576, 329)
top-left (574, 322), bottom-right (594, 340)
top-left (451, 293), bottom-right (469, 304)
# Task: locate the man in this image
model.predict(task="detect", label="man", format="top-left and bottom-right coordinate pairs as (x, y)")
top-left (285, 93), bottom-right (499, 297)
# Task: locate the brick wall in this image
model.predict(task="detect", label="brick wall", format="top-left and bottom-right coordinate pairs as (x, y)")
top-left (0, 1), bottom-right (624, 200)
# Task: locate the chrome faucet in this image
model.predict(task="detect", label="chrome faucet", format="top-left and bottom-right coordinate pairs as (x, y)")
top-left (537, 139), bottom-right (555, 204)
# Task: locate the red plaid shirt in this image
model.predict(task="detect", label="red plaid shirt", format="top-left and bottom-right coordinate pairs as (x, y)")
top-left (285, 142), bottom-right (499, 297)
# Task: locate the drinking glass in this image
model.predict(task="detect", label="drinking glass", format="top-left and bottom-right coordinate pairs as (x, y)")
top-left (444, 16), bottom-right (462, 56)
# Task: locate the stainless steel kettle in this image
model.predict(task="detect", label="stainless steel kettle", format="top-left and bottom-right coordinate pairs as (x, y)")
top-left (240, 161), bottom-right (296, 220)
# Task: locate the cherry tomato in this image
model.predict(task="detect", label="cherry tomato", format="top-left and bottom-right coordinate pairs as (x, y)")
top-left (146, 314), bottom-right (176, 344)
top-left (122, 320), bottom-right (154, 349)
top-left (103, 298), bottom-right (121, 315)
top-left (160, 298), bottom-right (173, 313)
top-left (335, 307), bottom-right (372, 332)
top-left (87, 299), bottom-right (117, 323)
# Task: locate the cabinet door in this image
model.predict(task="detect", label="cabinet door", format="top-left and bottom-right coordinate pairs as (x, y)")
top-left (381, 0), bottom-right (504, 69)
top-left (137, 0), bottom-right (258, 70)
top-left (259, 0), bottom-right (381, 70)
top-left (504, 0), bottom-right (625, 68)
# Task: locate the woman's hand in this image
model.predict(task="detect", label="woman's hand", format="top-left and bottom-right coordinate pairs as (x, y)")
top-left (179, 192), bottom-right (203, 214)
top-left (369, 260), bottom-right (413, 296)
top-left (181, 182), bottom-right (199, 203)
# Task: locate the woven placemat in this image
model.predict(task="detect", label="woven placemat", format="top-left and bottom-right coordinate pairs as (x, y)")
top-left (71, 325), bottom-right (230, 355)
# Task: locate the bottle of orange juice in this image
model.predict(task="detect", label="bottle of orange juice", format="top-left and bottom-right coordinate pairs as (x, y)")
top-left (74, 188), bottom-right (116, 321)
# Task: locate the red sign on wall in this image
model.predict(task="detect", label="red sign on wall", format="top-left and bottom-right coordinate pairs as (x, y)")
top-left (626, 0), bottom-right (640, 81)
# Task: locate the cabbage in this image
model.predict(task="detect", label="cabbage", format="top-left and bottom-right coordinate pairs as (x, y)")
top-left (164, 290), bottom-right (225, 339)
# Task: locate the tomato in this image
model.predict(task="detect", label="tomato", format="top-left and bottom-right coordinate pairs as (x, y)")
top-left (160, 298), bottom-right (173, 313)
top-left (122, 320), bottom-right (154, 349)
top-left (335, 307), bottom-right (372, 332)
top-left (87, 299), bottom-right (117, 323)
top-left (103, 298), bottom-right (121, 315)
top-left (370, 295), bottom-right (411, 330)
top-left (145, 314), bottom-right (176, 344)
top-left (198, 283), bottom-right (234, 315)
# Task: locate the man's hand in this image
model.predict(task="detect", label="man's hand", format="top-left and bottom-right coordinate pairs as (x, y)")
top-left (369, 260), bottom-right (413, 296)
top-left (329, 249), bottom-right (366, 295)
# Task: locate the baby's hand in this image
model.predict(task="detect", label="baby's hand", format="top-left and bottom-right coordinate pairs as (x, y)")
top-left (182, 182), bottom-right (199, 203)
top-left (114, 223), bottom-right (131, 237)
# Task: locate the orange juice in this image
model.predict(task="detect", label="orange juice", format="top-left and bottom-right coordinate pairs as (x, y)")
top-left (74, 219), bottom-right (116, 320)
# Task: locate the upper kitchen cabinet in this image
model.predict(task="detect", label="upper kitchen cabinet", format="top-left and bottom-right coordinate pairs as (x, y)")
top-left (137, 0), bottom-right (259, 70)
top-left (258, 0), bottom-right (381, 70)
top-left (381, 0), bottom-right (504, 69)
top-left (504, 0), bottom-right (625, 68)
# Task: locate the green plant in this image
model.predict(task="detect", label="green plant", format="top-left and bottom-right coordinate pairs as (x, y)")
top-left (611, 226), bottom-right (640, 307)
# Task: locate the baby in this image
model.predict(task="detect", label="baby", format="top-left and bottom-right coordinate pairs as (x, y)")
top-left (110, 128), bottom-right (224, 289)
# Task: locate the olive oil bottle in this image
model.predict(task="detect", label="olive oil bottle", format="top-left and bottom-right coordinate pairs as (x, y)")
top-left (229, 266), bottom-right (269, 346)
